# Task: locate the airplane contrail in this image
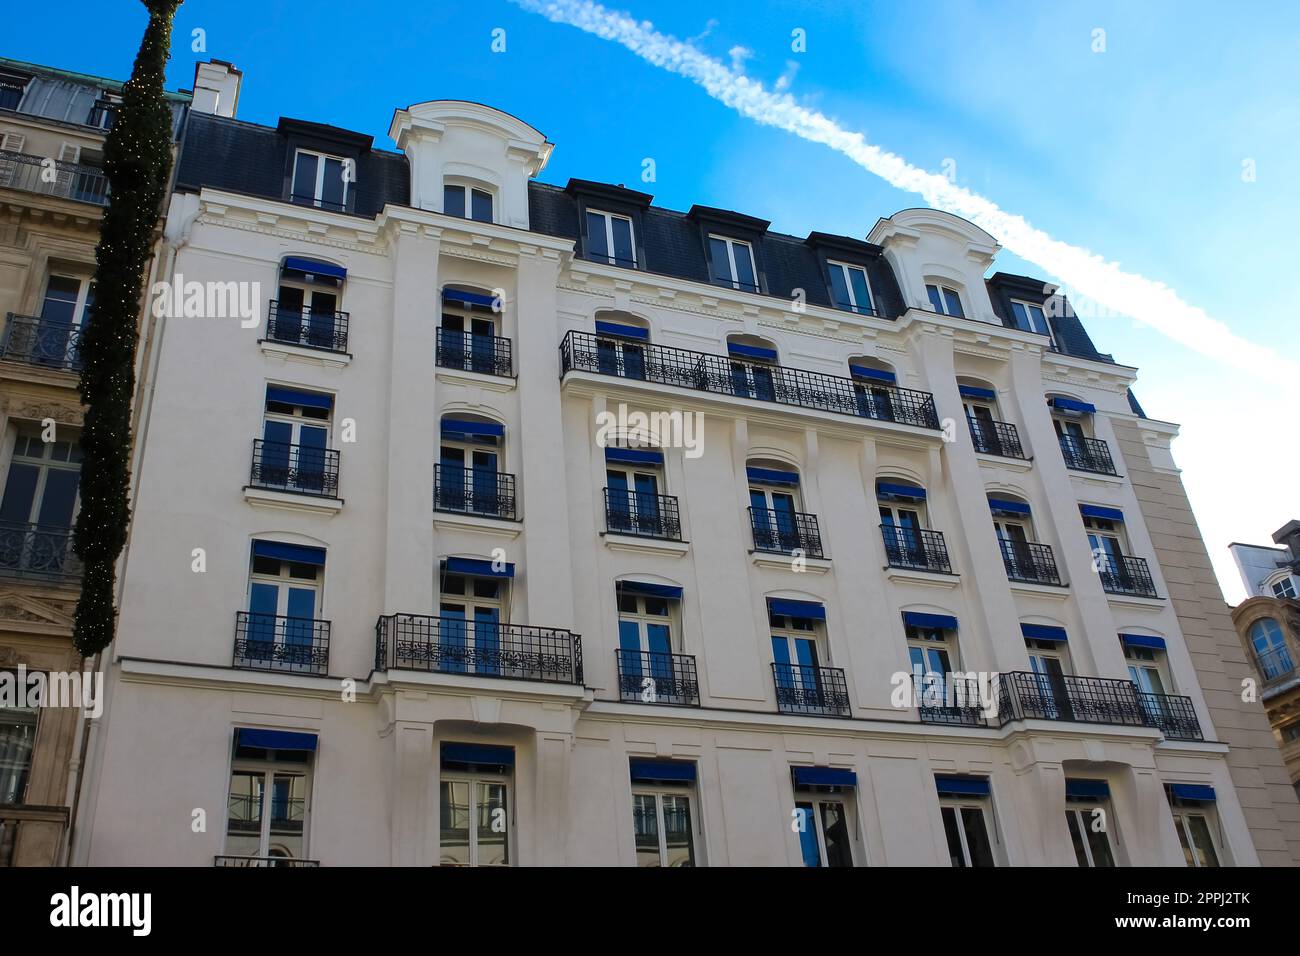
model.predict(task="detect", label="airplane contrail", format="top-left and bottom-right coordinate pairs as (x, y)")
top-left (511, 0), bottom-right (1299, 388)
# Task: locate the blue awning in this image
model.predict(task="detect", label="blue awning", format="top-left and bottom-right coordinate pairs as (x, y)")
top-left (629, 760), bottom-right (696, 784)
top-left (442, 288), bottom-right (497, 308)
top-left (877, 481), bottom-right (927, 501)
top-left (792, 766), bottom-right (858, 789)
top-left (958, 385), bottom-right (997, 401)
top-left (1066, 779), bottom-right (1111, 799)
top-left (1021, 623), bottom-right (1068, 643)
top-left (441, 418), bottom-right (505, 439)
top-left (728, 342), bottom-right (778, 362)
top-left (1169, 783), bottom-right (1216, 803)
top-left (252, 540), bottom-right (326, 566)
top-left (935, 775), bottom-right (990, 797)
top-left (747, 466), bottom-right (799, 486)
top-left (444, 557), bottom-right (515, 578)
top-left (595, 320), bottom-right (649, 341)
top-left (904, 611), bottom-right (958, 631)
top-left (767, 598), bottom-right (826, 622)
top-left (605, 447), bottom-right (663, 465)
top-left (1120, 633), bottom-right (1167, 651)
top-left (988, 497), bottom-right (1031, 515)
top-left (1080, 504), bottom-right (1124, 522)
top-left (850, 365), bottom-right (896, 384)
top-left (266, 385), bottom-right (333, 410)
top-left (442, 743), bottom-right (515, 767)
top-left (237, 728), bottom-right (318, 752)
top-left (617, 580), bottom-right (683, 601)
top-left (282, 256), bottom-right (346, 280)
top-left (1050, 397), bottom-right (1096, 415)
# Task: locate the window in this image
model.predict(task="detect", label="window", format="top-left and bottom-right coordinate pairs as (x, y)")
top-left (1125, 644), bottom-right (1171, 697)
top-left (749, 468), bottom-right (801, 553)
top-left (1249, 618), bottom-right (1293, 679)
top-left (1271, 577), bottom-right (1297, 599)
top-left (1010, 299), bottom-right (1053, 338)
top-left (1066, 792), bottom-right (1117, 867)
top-left (437, 572), bottom-right (505, 676)
top-left (291, 149), bottom-right (348, 211)
top-left (0, 428), bottom-right (81, 578)
top-left (618, 591), bottom-right (673, 685)
top-left (257, 387), bottom-right (335, 496)
top-left (86, 95), bottom-right (119, 130)
top-left (438, 289), bottom-right (508, 376)
top-left (906, 623), bottom-right (957, 703)
top-left (7, 274), bottom-right (95, 369)
top-left (708, 235), bottom-right (758, 292)
top-left (630, 767), bottom-right (699, 867)
top-left (770, 612), bottom-right (823, 696)
top-left (444, 183), bottom-right (493, 223)
top-left (1280, 723), bottom-right (1300, 743)
top-left (1, 691), bottom-right (37, 804)
top-left (243, 543), bottom-right (325, 670)
top-left (792, 775), bottom-right (856, 868)
top-left (1170, 806), bottom-right (1221, 868)
top-left (271, 260), bottom-right (345, 351)
top-left (0, 71), bottom-right (28, 111)
top-left (926, 283), bottom-right (964, 318)
top-left (940, 799), bottom-right (996, 867)
top-left (586, 209), bottom-right (636, 267)
top-left (438, 418), bottom-right (506, 518)
top-left (728, 341), bottom-right (777, 401)
top-left (850, 364), bottom-right (897, 420)
top-left (1025, 637), bottom-right (1071, 719)
top-left (440, 745), bottom-right (512, 866)
top-left (1084, 515), bottom-right (1128, 566)
top-left (596, 324), bottom-right (647, 380)
top-left (991, 505), bottom-right (1042, 581)
top-left (225, 735), bottom-right (313, 862)
top-left (827, 260), bottom-right (874, 315)
top-left (879, 492), bottom-right (928, 567)
top-left (607, 458), bottom-right (663, 536)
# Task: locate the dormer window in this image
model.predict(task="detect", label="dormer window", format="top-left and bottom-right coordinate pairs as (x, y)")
top-left (87, 95), bottom-right (120, 130)
top-left (1010, 300), bottom-right (1052, 337)
top-left (827, 261), bottom-right (875, 316)
top-left (586, 209), bottom-right (635, 267)
top-left (291, 149), bottom-right (349, 211)
top-left (709, 236), bottom-right (758, 292)
top-left (444, 183), bottom-right (493, 223)
top-left (926, 284), bottom-right (964, 318)
top-left (0, 71), bottom-right (29, 111)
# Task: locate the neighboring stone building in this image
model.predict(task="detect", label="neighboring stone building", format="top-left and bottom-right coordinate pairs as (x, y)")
top-left (1229, 523), bottom-right (1300, 804)
top-left (0, 57), bottom-right (196, 865)
top-left (66, 78), bottom-right (1300, 866)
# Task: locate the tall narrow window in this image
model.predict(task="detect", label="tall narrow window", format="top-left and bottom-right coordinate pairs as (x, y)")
top-left (256, 387), bottom-right (335, 497)
top-left (438, 572), bottom-right (505, 677)
top-left (241, 542), bottom-right (327, 673)
top-left (827, 260), bottom-right (874, 315)
top-left (925, 283), bottom-right (964, 318)
top-left (0, 428), bottom-right (81, 578)
top-left (438, 418), bottom-right (507, 519)
top-left (708, 235), bottom-right (758, 291)
top-left (291, 149), bottom-right (348, 211)
top-left (224, 731), bottom-right (315, 864)
top-left (440, 744), bottom-right (513, 866)
top-left (1065, 781), bottom-right (1117, 867)
top-left (937, 778), bottom-right (997, 867)
top-left (586, 210), bottom-right (636, 266)
top-left (791, 767), bottom-right (857, 867)
top-left (0, 691), bottom-right (37, 804)
top-left (630, 761), bottom-right (699, 866)
top-left (1166, 788), bottom-right (1223, 868)
top-left (272, 259), bottom-right (346, 352)
top-left (1249, 618), bottom-right (1293, 679)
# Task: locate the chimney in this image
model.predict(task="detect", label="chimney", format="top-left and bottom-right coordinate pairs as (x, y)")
top-left (191, 60), bottom-right (242, 118)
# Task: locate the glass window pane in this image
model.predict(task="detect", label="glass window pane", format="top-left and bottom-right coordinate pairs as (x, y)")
top-left (848, 268), bottom-right (872, 313)
top-left (0, 705), bottom-right (38, 804)
top-left (225, 770), bottom-right (265, 857)
top-left (961, 806), bottom-right (994, 866)
top-left (733, 242), bottom-right (756, 289)
top-left (1186, 815), bottom-right (1220, 867)
top-left (471, 189), bottom-right (493, 223)
top-left (632, 793), bottom-right (661, 866)
top-left (828, 264), bottom-right (851, 308)
top-left (586, 211), bottom-right (609, 260)
top-left (1066, 810), bottom-right (1089, 866)
top-left (268, 772), bottom-right (307, 860)
top-left (943, 288), bottom-right (964, 318)
top-left (291, 152), bottom-right (318, 201)
top-left (320, 158), bottom-right (345, 209)
top-left (443, 184), bottom-right (466, 218)
top-left (941, 805), bottom-right (965, 866)
top-left (661, 795), bottom-right (695, 867)
top-left (1086, 814), bottom-right (1116, 867)
top-left (610, 216), bottom-right (634, 265)
top-left (926, 284), bottom-right (945, 313)
top-left (439, 780), bottom-right (471, 866)
top-left (1010, 301), bottom-right (1029, 331)
top-left (795, 802), bottom-right (820, 867)
top-left (1028, 305), bottom-right (1048, 334)
top-left (820, 801), bottom-right (853, 867)
top-left (41, 276), bottom-right (81, 323)
top-left (709, 237), bottom-right (732, 283)
top-left (1175, 815), bottom-right (1196, 866)
top-left (476, 781), bottom-right (509, 865)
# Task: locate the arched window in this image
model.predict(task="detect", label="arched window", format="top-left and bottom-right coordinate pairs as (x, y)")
top-left (1250, 618), bottom-right (1294, 679)
top-left (726, 335), bottom-right (779, 401)
top-left (925, 281), bottom-right (964, 318)
top-left (848, 358), bottom-right (896, 421)
top-left (594, 311), bottom-right (650, 380)
top-left (436, 414), bottom-right (511, 519)
top-left (272, 257), bottom-right (347, 353)
top-left (438, 286), bottom-right (510, 377)
top-left (877, 479), bottom-right (946, 572)
top-left (443, 178), bottom-right (494, 223)
top-left (987, 494), bottom-right (1059, 586)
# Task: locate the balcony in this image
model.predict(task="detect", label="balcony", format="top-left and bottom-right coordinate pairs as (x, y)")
top-left (375, 614), bottom-right (583, 685)
top-left (604, 488), bottom-right (682, 541)
top-left (249, 440), bottom-right (340, 498)
top-left (999, 539), bottom-right (1062, 586)
top-left (915, 673), bottom-right (993, 728)
top-left (435, 464), bottom-right (517, 520)
top-left (1137, 692), bottom-right (1204, 741)
top-left (233, 612), bottom-right (330, 676)
top-left (998, 671), bottom-right (1148, 727)
top-left (968, 416), bottom-right (1026, 459)
top-left (771, 662), bottom-right (851, 717)
top-left (749, 507), bottom-right (824, 559)
top-left (1254, 644), bottom-right (1296, 685)
top-left (1059, 434), bottom-right (1117, 476)
top-left (0, 805), bottom-right (69, 866)
top-left (880, 525), bottom-right (951, 574)
top-left (559, 330), bottom-right (941, 430)
top-left (0, 150), bottom-right (109, 205)
top-left (0, 523), bottom-right (81, 583)
top-left (1, 314), bottom-right (83, 370)
top-left (213, 855), bottom-right (320, 868)
top-left (1096, 553), bottom-right (1160, 599)
top-left (616, 649), bottom-right (700, 706)
top-left (436, 327), bottom-right (513, 377)
top-left (266, 301), bottom-right (349, 354)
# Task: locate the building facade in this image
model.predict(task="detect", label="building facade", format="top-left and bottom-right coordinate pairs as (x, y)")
top-left (68, 89), bottom-right (1300, 866)
top-left (1230, 523), bottom-right (1300, 801)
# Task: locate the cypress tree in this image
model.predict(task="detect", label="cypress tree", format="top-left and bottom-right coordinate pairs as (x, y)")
top-left (73, 0), bottom-right (182, 656)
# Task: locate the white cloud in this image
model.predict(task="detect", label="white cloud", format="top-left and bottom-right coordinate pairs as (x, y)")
top-left (774, 59), bottom-right (800, 92)
top-left (512, 0), bottom-right (1300, 394)
top-left (728, 44), bottom-right (753, 73)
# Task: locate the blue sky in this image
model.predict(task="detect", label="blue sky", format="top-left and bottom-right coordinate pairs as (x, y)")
top-left (7, 0), bottom-right (1297, 599)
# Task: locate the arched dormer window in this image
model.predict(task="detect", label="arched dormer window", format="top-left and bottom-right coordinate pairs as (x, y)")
top-left (271, 257), bottom-right (348, 353)
top-left (438, 286), bottom-right (511, 377)
top-left (443, 179), bottom-right (494, 223)
top-left (436, 414), bottom-right (512, 520)
top-left (925, 281), bottom-right (965, 318)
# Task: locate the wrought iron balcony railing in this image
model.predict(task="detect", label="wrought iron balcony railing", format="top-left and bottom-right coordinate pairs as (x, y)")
top-left (968, 416), bottom-right (1026, 459)
top-left (0, 314), bottom-right (83, 370)
top-left (249, 439), bottom-right (340, 498)
top-left (1058, 434), bottom-right (1117, 475)
top-left (999, 539), bottom-right (1062, 586)
top-left (616, 649), bottom-right (700, 706)
top-left (266, 301), bottom-right (349, 353)
top-left (0, 150), bottom-right (109, 205)
top-left (1137, 691), bottom-right (1204, 741)
top-left (375, 614), bottom-right (583, 685)
top-left (914, 673), bottom-right (993, 728)
top-left (213, 856), bottom-right (320, 868)
top-left (880, 525), bottom-right (951, 573)
top-left (1253, 643), bottom-right (1295, 683)
top-left (559, 330), bottom-right (941, 429)
top-left (998, 671), bottom-right (1148, 727)
top-left (234, 611), bottom-right (330, 676)
top-left (1096, 553), bottom-right (1160, 599)
top-left (436, 327), bottom-right (513, 377)
top-left (0, 522), bottom-right (81, 582)
top-left (771, 662), bottom-right (851, 717)
top-left (435, 464), bottom-right (517, 520)
top-left (604, 488), bottom-right (682, 541)
top-left (750, 507), bottom-right (824, 559)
